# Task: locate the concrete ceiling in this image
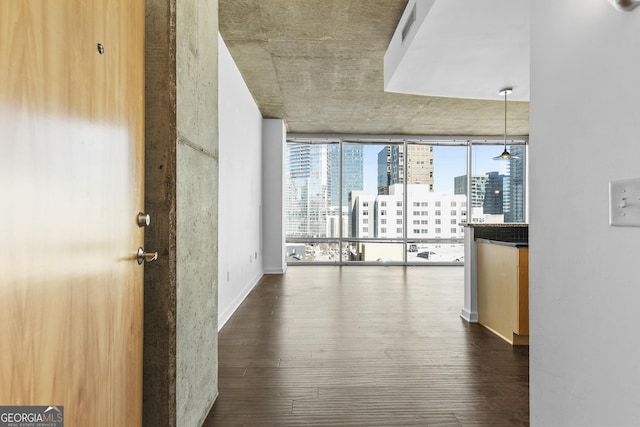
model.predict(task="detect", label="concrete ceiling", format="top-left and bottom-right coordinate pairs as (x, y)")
top-left (218, 0), bottom-right (529, 137)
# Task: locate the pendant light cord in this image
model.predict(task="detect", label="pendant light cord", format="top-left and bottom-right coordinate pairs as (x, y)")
top-left (504, 89), bottom-right (507, 151)
top-left (494, 87), bottom-right (515, 160)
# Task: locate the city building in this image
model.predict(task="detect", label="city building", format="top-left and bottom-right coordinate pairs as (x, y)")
top-left (483, 171), bottom-right (505, 215)
top-left (285, 143), bottom-right (332, 237)
top-left (325, 206), bottom-right (350, 238)
top-left (455, 158), bottom-right (525, 224)
top-left (350, 184), bottom-right (466, 240)
top-left (454, 175), bottom-right (488, 207)
top-left (505, 145), bottom-right (526, 223)
top-left (330, 144), bottom-right (363, 206)
top-left (287, 143), bottom-right (364, 237)
top-left (390, 145), bottom-right (435, 189)
top-left (349, 190), bottom-right (376, 238)
top-left (378, 144), bottom-right (434, 194)
top-left (377, 146), bottom-right (391, 195)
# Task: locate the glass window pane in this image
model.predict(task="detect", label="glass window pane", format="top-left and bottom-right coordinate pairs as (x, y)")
top-left (286, 242), bottom-right (340, 263)
top-left (470, 145), bottom-right (526, 224)
top-left (284, 139), bottom-right (526, 265)
top-left (407, 242), bottom-right (465, 264)
top-left (285, 143), bottom-right (340, 238)
top-left (404, 144), bottom-right (466, 263)
top-left (345, 143), bottom-right (402, 239)
top-left (345, 241), bottom-right (404, 262)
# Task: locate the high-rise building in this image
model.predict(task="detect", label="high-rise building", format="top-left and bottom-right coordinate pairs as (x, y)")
top-left (287, 143), bottom-right (364, 237)
top-left (286, 143), bottom-right (333, 237)
top-left (483, 171), bottom-right (505, 215)
top-left (377, 146), bottom-right (391, 195)
top-left (331, 144), bottom-right (364, 207)
top-left (377, 144), bottom-right (435, 194)
top-left (454, 175), bottom-right (488, 208)
top-left (505, 145), bottom-right (526, 223)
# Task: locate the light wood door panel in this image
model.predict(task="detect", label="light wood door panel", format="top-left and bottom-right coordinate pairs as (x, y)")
top-left (477, 242), bottom-right (529, 345)
top-left (0, 1), bottom-right (144, 426)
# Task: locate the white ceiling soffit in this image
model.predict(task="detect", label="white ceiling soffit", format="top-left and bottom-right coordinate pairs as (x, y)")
top-left (384, 0), bottom-right (530, 102)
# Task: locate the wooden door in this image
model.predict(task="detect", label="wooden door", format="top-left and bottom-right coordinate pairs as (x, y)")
top-left (0, 1), bottom-right (145, 426)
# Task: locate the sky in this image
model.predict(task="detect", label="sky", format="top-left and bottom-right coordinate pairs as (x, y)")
top-left (362, 145), bottom-right (509, 195)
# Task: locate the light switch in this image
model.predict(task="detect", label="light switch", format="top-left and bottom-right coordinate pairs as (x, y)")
top-left (609, 178), bottom-right (640, 227)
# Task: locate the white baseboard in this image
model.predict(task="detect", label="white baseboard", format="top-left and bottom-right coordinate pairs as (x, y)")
top-left (218, 272), bottom-right (263, 331)
top-left (460, 309), bottom-right (479, 323)
top-left (264, 264), bottom-right (287, 274)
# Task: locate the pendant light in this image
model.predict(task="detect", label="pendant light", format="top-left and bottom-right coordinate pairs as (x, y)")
top-left (493, 87), bottom-right (519, 160)
top-left (609, 0), bottom-right (640, 12)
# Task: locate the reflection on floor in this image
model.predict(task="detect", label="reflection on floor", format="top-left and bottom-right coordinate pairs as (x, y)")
top-left (204, 266), bottom-right (529, 427)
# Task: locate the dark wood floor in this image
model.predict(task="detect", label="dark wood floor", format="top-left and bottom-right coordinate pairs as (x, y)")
top-left (204, 266), bottom-right (529, 426)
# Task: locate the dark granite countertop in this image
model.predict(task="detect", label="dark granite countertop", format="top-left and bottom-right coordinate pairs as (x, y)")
top-left (465, 223), bottom-right (529, 228)
top-left (465, 224), bottom-right (528, 244)
top-left (476, 238), bottom-right (528, 248)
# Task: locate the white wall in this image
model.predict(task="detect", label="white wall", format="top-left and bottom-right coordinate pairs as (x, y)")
top-left (530, 1), bottom-right (640, 425)
top-left (262, 119), bottom-right (287, 273)
top-left (218, 35), bottom-right (264, 329)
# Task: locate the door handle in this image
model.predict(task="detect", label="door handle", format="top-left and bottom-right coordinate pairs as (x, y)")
top-left (137, 247), bottom-right (158, 265)
top-left (137, 212), bottom-right (151, 227)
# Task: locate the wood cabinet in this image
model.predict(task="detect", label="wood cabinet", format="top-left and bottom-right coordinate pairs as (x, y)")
top-left (477, 240), bottom-right (529, 345)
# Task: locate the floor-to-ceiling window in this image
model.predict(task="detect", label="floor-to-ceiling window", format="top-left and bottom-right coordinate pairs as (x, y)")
top-left (285, 141), bottom-right (341, 262)
top-left (407, 143), bottom-right (467, 264)
top-left (285, 137), bottom-right (527, 265)
top-left (470, 144), bottom-right (527, 224)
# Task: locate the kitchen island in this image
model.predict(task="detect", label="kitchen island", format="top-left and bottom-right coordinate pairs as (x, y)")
top-left (461, 224), bottom-right (529, 345)
top-left (476, 239), bottom-right (529, 345)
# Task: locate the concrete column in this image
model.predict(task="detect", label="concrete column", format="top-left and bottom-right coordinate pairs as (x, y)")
top-left (144, 0), bottom-right (219, 426)
top-left (262, 119), bottom-right (287, 274)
